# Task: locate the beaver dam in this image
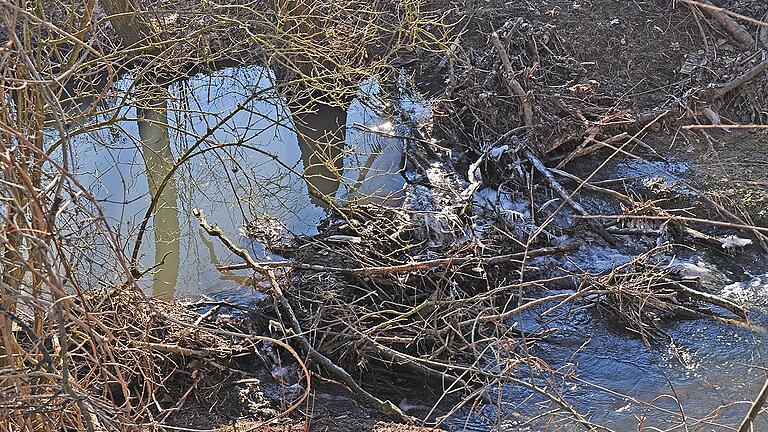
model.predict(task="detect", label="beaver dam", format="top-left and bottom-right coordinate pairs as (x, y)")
top-left (2, 0), bottom-right (768, 431)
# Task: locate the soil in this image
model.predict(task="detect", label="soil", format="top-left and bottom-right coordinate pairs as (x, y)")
top-left (682, 129), bottom-right (768, 226)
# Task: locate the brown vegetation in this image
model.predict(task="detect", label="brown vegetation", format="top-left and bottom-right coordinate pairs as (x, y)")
top-left (1, 0), bottom-right (767, 431)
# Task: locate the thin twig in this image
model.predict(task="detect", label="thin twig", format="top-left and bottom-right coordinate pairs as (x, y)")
top-left (738, 375), bottom-right (768, 432)
top-left (490, 32), bottom-right (534, 127)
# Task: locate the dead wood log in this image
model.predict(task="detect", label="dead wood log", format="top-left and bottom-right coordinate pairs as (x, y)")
top-left (684, 226), bottom-right (727, 248)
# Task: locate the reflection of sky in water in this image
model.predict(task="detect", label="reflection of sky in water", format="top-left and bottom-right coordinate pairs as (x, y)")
top-left (68, 66), bottom-right (413, 298)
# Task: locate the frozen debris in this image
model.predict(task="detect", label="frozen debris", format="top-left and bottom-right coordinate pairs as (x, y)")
top-left (271, 366), bottom-right (290, 383)
top-left (563, 245), bottom-right (633, 274)
top-left (722, 274), bottom-right (768, 303)
top-left (404, 170), bottom-right (427, 184)
top-left (668, 256), bottom-right (730, 290)
top-left (461, 153), bottom-right (486, 200)
top-left (472, 187), bottom-right (541, 240)
top-left (369, 120), bottom-right (395, 135)
top-left (404, 184), bottom-right (435, 211)
top-left (398, 399), bottom-right (430, 414)
top-left (419, 208), bottom-right (466, 247)
top-left (539, 198), bottom-right (560, 212)
top-left (489, 144), bottom-right (510, 160)
top-left (719, 235), bottom-right (752, 251)
top-left (325, 235), bottom-right (363, 244)
top-left (670, 260), bottom-right (714, 279)
top-left (467, 154), bottom-right (484, 185)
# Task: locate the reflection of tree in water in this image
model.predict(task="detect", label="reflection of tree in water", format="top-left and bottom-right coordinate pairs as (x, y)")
top-left (137, 96), bottom-right (180, 300)
top-left (290, 89), bottom-right (406, 211)
top-left (291, 99), bottom-right (347, 209)
top-left (133, 83), bottom-right (348, 299)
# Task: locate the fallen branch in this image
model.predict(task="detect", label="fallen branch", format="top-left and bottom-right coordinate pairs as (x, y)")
top-left (697, 0), bottom-right (756, 47)
top-left (275, 305), bottom-right (410, 420)
top-left (679, 0), bottom-right (768, 31)
top-left (738, 375), bottom-right (768, 432)
top-left (698, 191), bottom-right (768, 252)
top-left (131, 340), bottom-right (232, 357)
top-left (490, 31), bottom-right (534, 128)
top-left (194, 209), bottom-right (410, 421)
top-left (219, 243), bottom-right (581, 274)
top-left (667, 279), bottom-right (747, 319)
top-left (525, 149), bottom-right (617, 245)
top-left (440, 290), bottom-right (598, 338)
top-left (712, 58), bottom-right (768, 99)
top-left (684, 226), bottom-right (728, 248)
top-left (549, 167), bottom-right (632, 204)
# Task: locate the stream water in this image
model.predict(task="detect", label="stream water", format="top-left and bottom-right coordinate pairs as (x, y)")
top-left (452, 265), bottom-right (768, 431)
top-left (62, 67), bottom-right (768, 431)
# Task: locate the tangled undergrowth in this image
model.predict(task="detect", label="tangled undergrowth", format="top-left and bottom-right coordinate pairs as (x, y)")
top-left (2, 0), bottom-right (768, 431)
